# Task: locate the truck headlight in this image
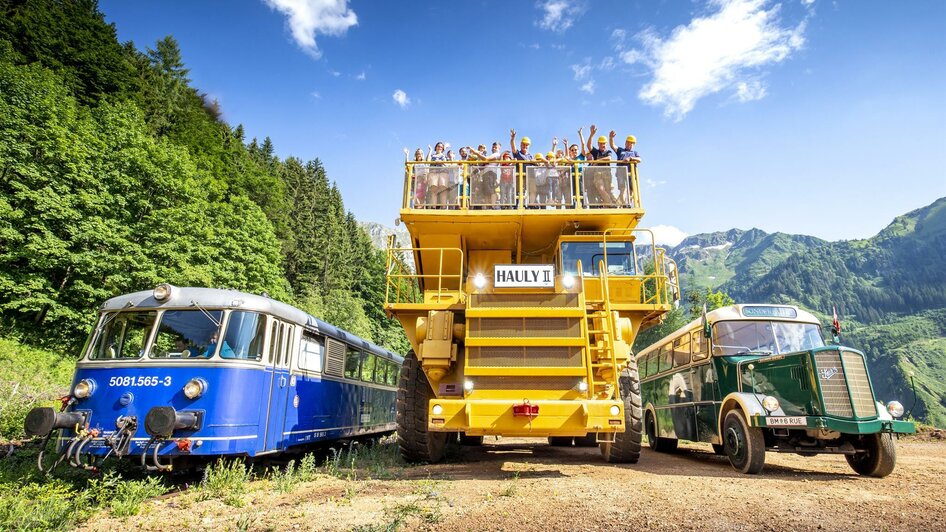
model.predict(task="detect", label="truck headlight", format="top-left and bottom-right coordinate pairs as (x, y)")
top-left (562, 275), bottom-right (576, 289)
top-left (73, 379), bottom-right (96, 399)
top-left (463, 380), bottom-right (474, 392)
top-left (473, 273), bottom-right (487, 289)
top-left (577, 380), bottom-right (588, 392)
top-left (183, 378), bottom-right (207, 399)
top-left (432, 404), bottom-right (444, 415)
top-left (762, 396), bottom-right (780, 413)
top-left (886, 401), bottom-right (904, 418)
top-left (609, 405), bottom-right (621, 416)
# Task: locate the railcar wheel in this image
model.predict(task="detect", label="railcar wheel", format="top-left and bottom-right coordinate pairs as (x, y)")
top-left (723, 409), bottom-right (765, 474)
top-left (459, 434), bottom-right (484, 446)
top-left (846, 433), bottom-right (897, 478)
top-left (646, 412), bottom-right (678, 452)
top-left (548, 436), bottom-right (574, 447)
top-left (600, 360), bottom-right (643, 463)
top-left (396, 351), bottom-right (447, 463)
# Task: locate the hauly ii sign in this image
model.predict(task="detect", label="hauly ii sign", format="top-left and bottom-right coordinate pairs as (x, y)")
top-left (493, 264), bottom-right (555, 288)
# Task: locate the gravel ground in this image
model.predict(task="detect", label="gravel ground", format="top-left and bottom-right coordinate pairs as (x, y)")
top-left (84, 438), bottom-right (946, 531)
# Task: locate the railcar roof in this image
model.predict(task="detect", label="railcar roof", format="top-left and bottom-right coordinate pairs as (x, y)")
top-left (100, 286), bottom-right (403, 362)
top-left (635, 304), bottom-right (821, 358)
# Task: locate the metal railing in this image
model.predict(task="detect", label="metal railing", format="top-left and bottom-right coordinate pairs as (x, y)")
top-left (403, 160), bottom-right (640, 211)
top-left (384, 236), bottom-right (464, 306)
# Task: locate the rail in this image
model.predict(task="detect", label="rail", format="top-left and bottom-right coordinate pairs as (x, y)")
top-left (402, 160), bottom-right (640, 211)
top-left (384, 237), bottom-right (465, 306)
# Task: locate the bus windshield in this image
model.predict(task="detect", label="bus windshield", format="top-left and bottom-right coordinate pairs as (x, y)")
top-left (713, 320), bottom-right (825, 356)
top-left (561, 241), bottom-right (636, 276)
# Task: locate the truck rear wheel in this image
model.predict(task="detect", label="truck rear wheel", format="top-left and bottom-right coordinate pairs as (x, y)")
top-left (600, 361), bottom-right (643, 463)
top-left (723, 409), bottom-right (765, 474)
top-left (846, 433), bottom-right (897, 478)
top-left (396, 351), bottom-right (447, 463)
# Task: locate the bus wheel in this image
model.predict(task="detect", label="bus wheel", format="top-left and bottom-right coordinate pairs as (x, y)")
top-left (846, 433), bottom-right (896, 478)
top-left (575, 434), bottom-right (598, 447)
top-left (459, 434), bottom-right (484, 446)
top-left (600, 362), bottom-right (643, 463)
top-left (396, 351), bottom-right (447, 463)
top-left (548, 436), bottom-right (574, 447)
top-left (646, 412), bottom-right (678, 453)
top-left (723, 409), bottom-right (765, 474)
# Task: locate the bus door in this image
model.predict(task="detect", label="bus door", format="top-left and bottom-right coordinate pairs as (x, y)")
top-left (690, 331), bottom-right (719, 441)
top-left (669, 335), bottom-right (697, 440)
top-left (264, 322), bottom-right (293, 450)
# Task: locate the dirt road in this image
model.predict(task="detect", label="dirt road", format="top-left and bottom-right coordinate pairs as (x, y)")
top-left (86, 438), bottom-right (946, 531)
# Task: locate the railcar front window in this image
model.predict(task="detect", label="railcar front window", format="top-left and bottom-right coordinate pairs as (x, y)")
top-left (89, 312), bottom-right (157, 360)
top-left (561, 241), bottom-right (636, 276)
top-left (713, 321), bottom-right (825, 356)
top-left (222, 311), bottom-right (266, 360)
top-left (151, 310), bottom-right (224, 359)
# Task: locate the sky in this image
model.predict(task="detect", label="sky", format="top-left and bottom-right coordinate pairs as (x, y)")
top-left (98, 0), bottom-right (946, 246)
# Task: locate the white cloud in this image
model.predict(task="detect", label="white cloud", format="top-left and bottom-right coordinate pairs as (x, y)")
top-left (645, 178), bottom-right (667, 188)
top-left (735, 80), bottom-right (766, 101)
top-left (599, 56), bottom-right (615, 71)
top-left (330, 70), bottom-right (341, 77)
top-left (580, 80), bottom-right (595, 94)
top-left (651, 225), bottom-right (689, 247)
top-left (356, 71), bottom-right (366, 80)
top-left (619, 0), bottom-right (808, 120)
top-left (310, 91), bottom-right (321, 99)
top-left (536, 0), bottom-right (584, 32)
top-left (571, 61), bottom-right (591, 81)
top-left (392, 89), bottom-right (410, 109)
top-left (263, 0), bottom-right (358, 58)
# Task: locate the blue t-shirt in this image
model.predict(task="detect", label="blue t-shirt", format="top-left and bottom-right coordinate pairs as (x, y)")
top-left (615, 148), bottom-right (640, 161)
top-left (513, 149), bottom-right (530, 161)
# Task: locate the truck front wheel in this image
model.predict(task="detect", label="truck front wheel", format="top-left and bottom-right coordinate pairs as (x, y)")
top-left (846, 433), bottom-right (896, 478)
top-left (600, 360), bottom-right (643, 463)
top-left (396, 351), bottom-right (447, 463)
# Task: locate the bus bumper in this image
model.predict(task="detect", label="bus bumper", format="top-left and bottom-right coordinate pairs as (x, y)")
top-left (427, 399), bottom-right (625, 437)
top-left (753, 416), bottom-right (916, 435)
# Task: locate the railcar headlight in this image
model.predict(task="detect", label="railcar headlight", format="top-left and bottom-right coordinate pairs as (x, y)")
top-left (73, 379), bottom-right (96, 399)
top-left (432, 404), bottom-right (444, 415)
top-left (762, 396), bottom-right (780, 413)
top-left (153, 283), bottom-right (173, 301)
top-left (886, 401), bottom-right (904, 418)
top-left (562, 275), bottom-right (576, 289)
top-left (609, 405), bottom-right (621, 416)
top-left (183, 378), bottom-right (207, 399)
top-left (473, 273), bottom-right (487, 289)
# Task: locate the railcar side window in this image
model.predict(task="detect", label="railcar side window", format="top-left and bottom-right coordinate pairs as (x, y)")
top-left (268, 321), bottom-right (279, 363)
top-left (299, 333), bottom-right (324, 372)
top-left (90, 312), bottom-right (157, 359)
top-left (672, 335), bottom-right (690, 367)
top-left (344, 347), bottom-right (361, 379)
top-left (221, 311), bottom-right (266, 360)
top-left (361, 353), bottom-right (377, 382)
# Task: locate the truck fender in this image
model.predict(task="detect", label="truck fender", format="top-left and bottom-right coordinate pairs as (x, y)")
top-left (718, 392), bottom-right (786, 434)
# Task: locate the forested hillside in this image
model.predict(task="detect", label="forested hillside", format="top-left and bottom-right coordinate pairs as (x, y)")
top-left (0, 0), bottom-right (407, 354)
top-left (656, 197), bottom-right (946, 426)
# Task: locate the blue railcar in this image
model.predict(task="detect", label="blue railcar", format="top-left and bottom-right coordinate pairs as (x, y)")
top-left (24, 285), bottom-right (402, 471)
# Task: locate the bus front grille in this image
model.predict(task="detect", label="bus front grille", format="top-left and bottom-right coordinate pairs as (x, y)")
top-left (841, 351), bottom-right (877, 417)
top-left (814, 350), bottom-right (876, 418)
top-left (467, 346), bottom-right (584, 367)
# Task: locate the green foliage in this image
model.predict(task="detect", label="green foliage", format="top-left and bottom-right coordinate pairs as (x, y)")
top-left (0, 478), bottom-right (92, 531)
top-left (198, 458), bottom-right (252, 507)
top-left (0, 337), bottom-right (74, 440)
top-left (634, 288), bottom-right (734, 352)
top-left (88, 471), bottom-right (167, 517)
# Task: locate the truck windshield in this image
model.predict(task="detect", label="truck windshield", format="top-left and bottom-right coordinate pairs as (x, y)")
top-left (88, 312), bottom-right (157, 360)
top-left (713, 321), bottom-right (825, 356)
top-left (561, 241), bottom-right (636, 276)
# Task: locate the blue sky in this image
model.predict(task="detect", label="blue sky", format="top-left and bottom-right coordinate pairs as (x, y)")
top-left (99, 0), bottom-right (946, 245)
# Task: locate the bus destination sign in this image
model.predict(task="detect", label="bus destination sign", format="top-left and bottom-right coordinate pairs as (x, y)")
top-left (493, 264), bottom-right (555, 288)
top-left (741, 306), bottom-right (798, 319)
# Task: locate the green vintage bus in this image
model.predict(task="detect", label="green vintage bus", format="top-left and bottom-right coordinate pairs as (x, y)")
top-left (636, 304), bottom-right (915, 476)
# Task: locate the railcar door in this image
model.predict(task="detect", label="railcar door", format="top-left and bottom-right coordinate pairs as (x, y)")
top-left (264, 322), bottom-right (293, 450)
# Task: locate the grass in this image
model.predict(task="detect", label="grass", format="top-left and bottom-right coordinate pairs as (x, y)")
top-left (197, 458), bottom-right (253, 507)
top-left (0, 336), bottom-right (75, 441)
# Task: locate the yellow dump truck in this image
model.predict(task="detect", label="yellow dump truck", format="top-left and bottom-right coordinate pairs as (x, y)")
top-left (385, 157), bottom-right (678, 462)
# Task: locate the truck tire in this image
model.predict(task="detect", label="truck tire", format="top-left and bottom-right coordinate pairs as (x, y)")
top-left (600, 360), bottom-right (643, 463)
top-left (846, 433), bottom-right (897, 478)
top-left (397, 351), bottom-right (447, 463)
top-left (723, 409), bottom-right (765, 474)
top-left (646, 411), bottom-right (678, 452)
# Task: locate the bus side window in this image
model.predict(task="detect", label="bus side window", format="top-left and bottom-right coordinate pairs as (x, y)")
top-left (673, 335), bottom-right (690, 367)
top-left (637, 355), bottom-right (647, 378)
top-left (268, 320), bottom-right (280, 364)
top-left (658, 344), bottom-right (673, 373)
top-left (644, 353), bottom-right (654, 377)
top-left (691, 331), bottom-right (708, 361)
top-left (374, 359), bottom-right (387, 384)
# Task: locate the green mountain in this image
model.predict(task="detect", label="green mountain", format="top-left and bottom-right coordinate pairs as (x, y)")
top-left (667, 197), bottom-right (946, 426)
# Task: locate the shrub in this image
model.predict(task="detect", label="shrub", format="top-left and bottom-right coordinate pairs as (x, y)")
top-left (198, 458), bottom-right (252, 507)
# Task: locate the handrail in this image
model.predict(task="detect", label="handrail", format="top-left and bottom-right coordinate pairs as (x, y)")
top-left (403, 159), bottom-right (640, 211)
top-left (384, 241), bottom-right (464, 306)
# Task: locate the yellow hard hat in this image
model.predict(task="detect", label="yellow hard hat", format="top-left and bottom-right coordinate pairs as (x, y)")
top-left (534, 152), bottom-right (545, 160)
top-left (521, 136), bottom-right (531, 145)
top-left (626, 135), bottom-right (637, 143)
top-left (597, 136), bottom-right (607, 143)
top-left (546, 151), bottom-right (555, 159)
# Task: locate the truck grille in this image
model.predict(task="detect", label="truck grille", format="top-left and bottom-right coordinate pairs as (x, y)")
top-left (472, 376), bottom-right (580, 390)
top-left (468, 317), bottom-right (582, 338)
top-left (468, 346), bottom-right (584, 367)
top-left (814, 350), bottom-right (876, 418)
top-left (470, 293), bottom-right (580, 308)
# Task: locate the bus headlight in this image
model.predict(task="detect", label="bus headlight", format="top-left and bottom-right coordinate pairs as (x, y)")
top-left (562, 275), bottom-right (576, 289)
top-left (473, 273), bottom-right (487, 289)
top-left (609, 405), bottom-right (621, 416)
top-left (183, 378), bottom-right (207, 399)
top-left (432, 404), bottom-right (444, 415)
top-left (73, 379), bottom-right (96, 399)
top-left (153, 283), bottom-right (173, 301)
top-left (762, 396), bottom-right (780, 413)
top-left (886, 401), bottom-right (904, 418)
